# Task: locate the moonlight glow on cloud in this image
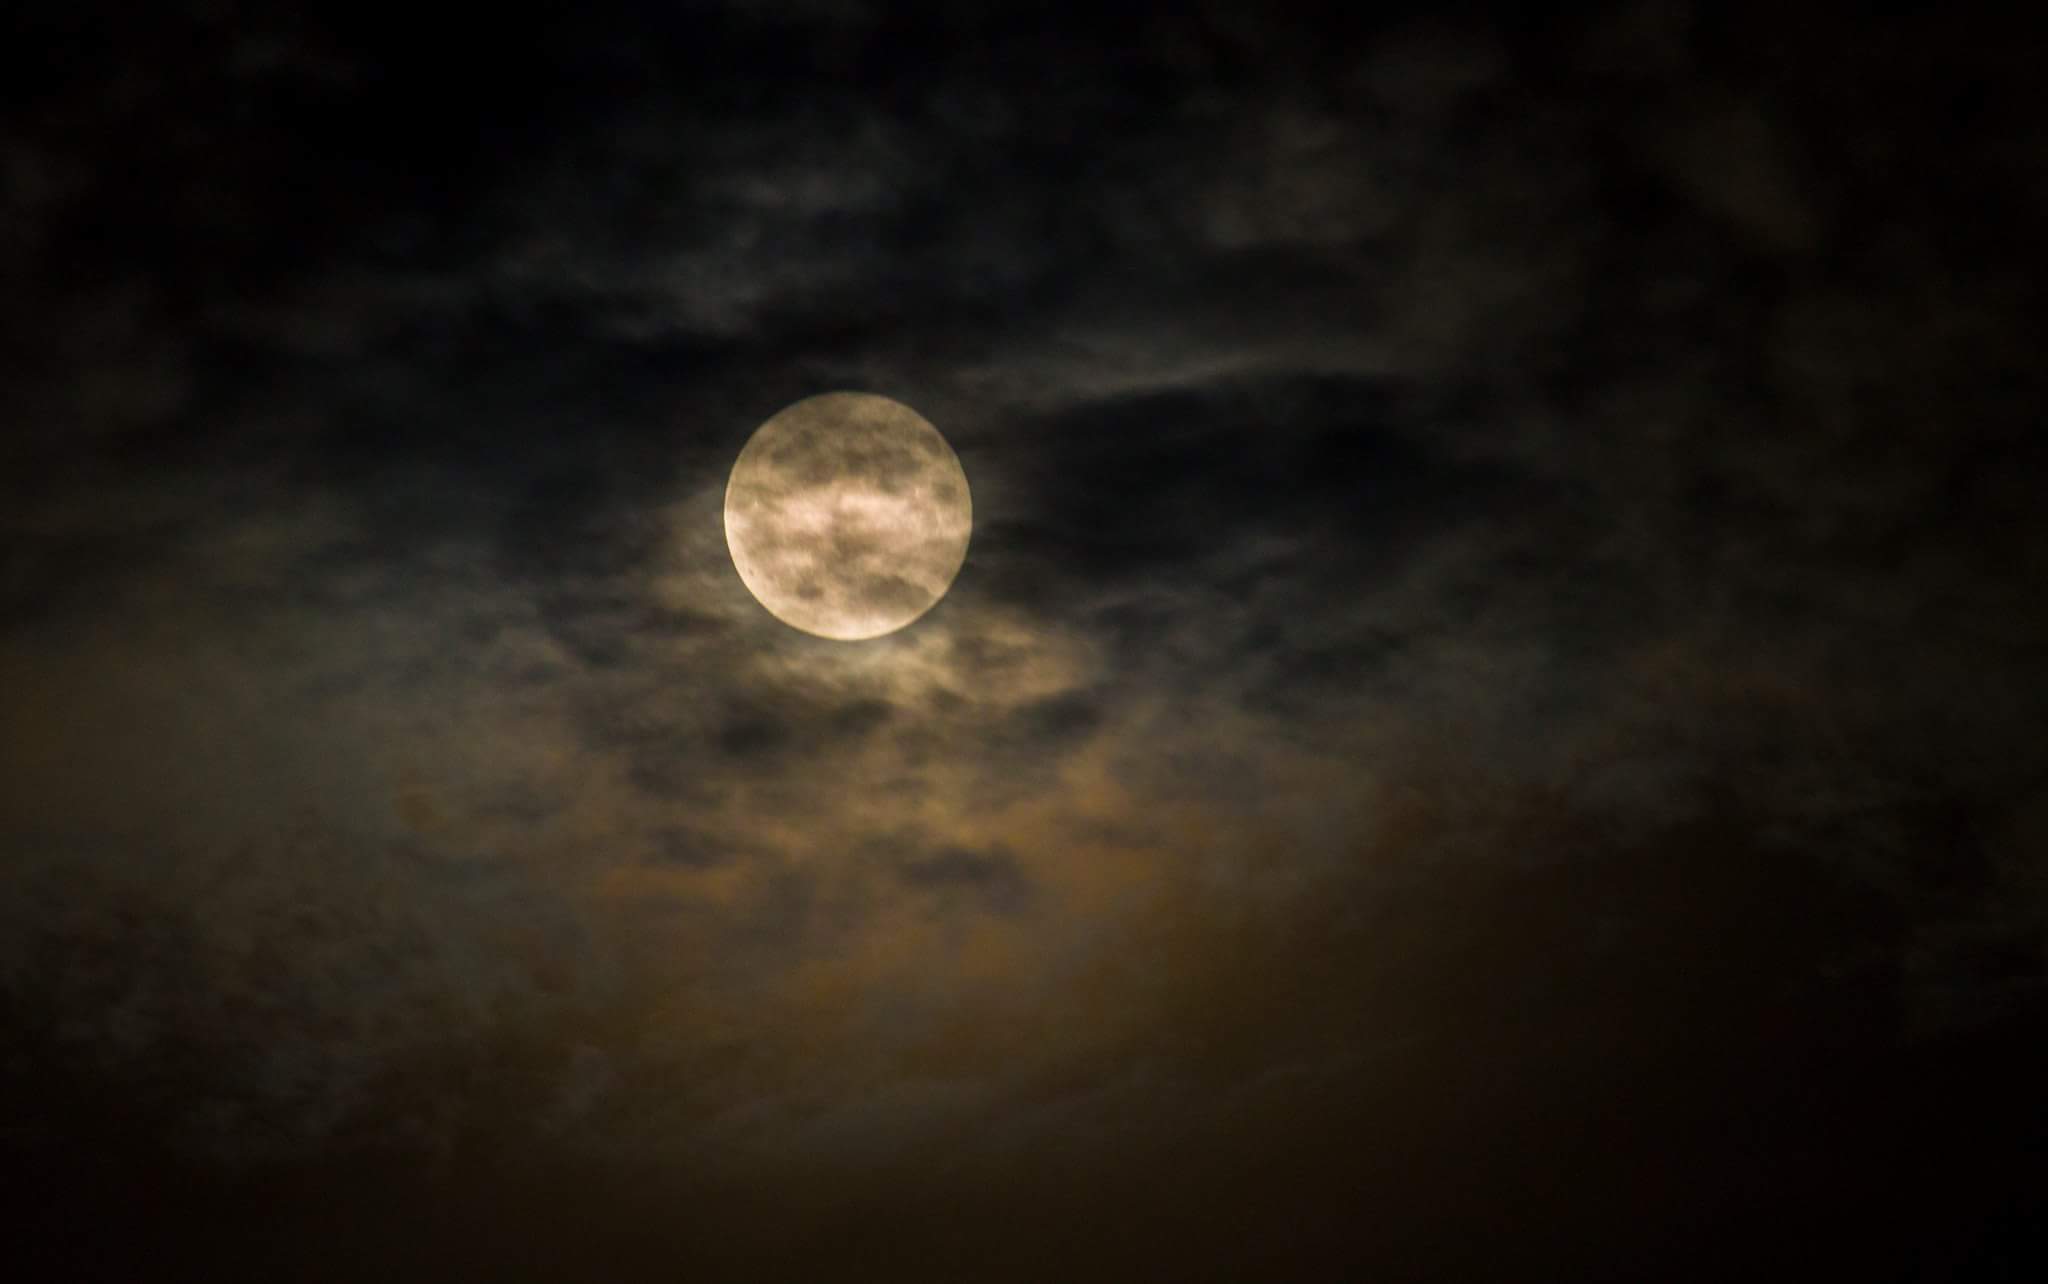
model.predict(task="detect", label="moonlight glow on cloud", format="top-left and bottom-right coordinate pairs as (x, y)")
top-left (3, 3), bottom-right (2046, 1280)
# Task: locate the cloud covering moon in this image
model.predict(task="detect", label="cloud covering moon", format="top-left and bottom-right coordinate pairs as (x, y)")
top-left (5, 2), bottom-right (2048, 1278)
top-left (724, 393), bottom-right (972, 640)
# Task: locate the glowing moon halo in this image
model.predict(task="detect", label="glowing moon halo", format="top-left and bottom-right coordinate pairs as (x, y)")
top-left (724, 392), bottom-right (972, 640)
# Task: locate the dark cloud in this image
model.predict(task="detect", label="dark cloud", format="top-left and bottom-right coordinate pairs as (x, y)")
top-left (3, 1), bottom-right (2047, 1278)
top-left (898, 843), bottom-right (1035, 915)
top-left (1001, 688), bottom-right (1106, 749)
top-left (644, 826), bottom-right (754, 871)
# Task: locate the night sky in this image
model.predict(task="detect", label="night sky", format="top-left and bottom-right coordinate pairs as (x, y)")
top-left (5, 2), bottom-right (2048, 1279)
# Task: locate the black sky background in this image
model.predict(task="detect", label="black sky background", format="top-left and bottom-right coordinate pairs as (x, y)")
top-left (5, 2), bottom-right (2048, 1280)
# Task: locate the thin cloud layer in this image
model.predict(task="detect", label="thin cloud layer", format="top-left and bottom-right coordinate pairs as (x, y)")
top-left (3, 2), bottom-right (2046, 1278)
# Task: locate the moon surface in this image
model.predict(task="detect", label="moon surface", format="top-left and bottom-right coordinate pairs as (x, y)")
top-left (724, 392), bottom-right (972, 640)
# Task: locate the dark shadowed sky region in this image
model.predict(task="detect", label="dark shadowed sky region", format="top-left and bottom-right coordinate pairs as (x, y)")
top-left (5, 2), bottom-right (2047, 1280)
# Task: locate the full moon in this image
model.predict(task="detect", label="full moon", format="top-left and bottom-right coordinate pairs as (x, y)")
top-left (724, 392), bottom-right (972, 640)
